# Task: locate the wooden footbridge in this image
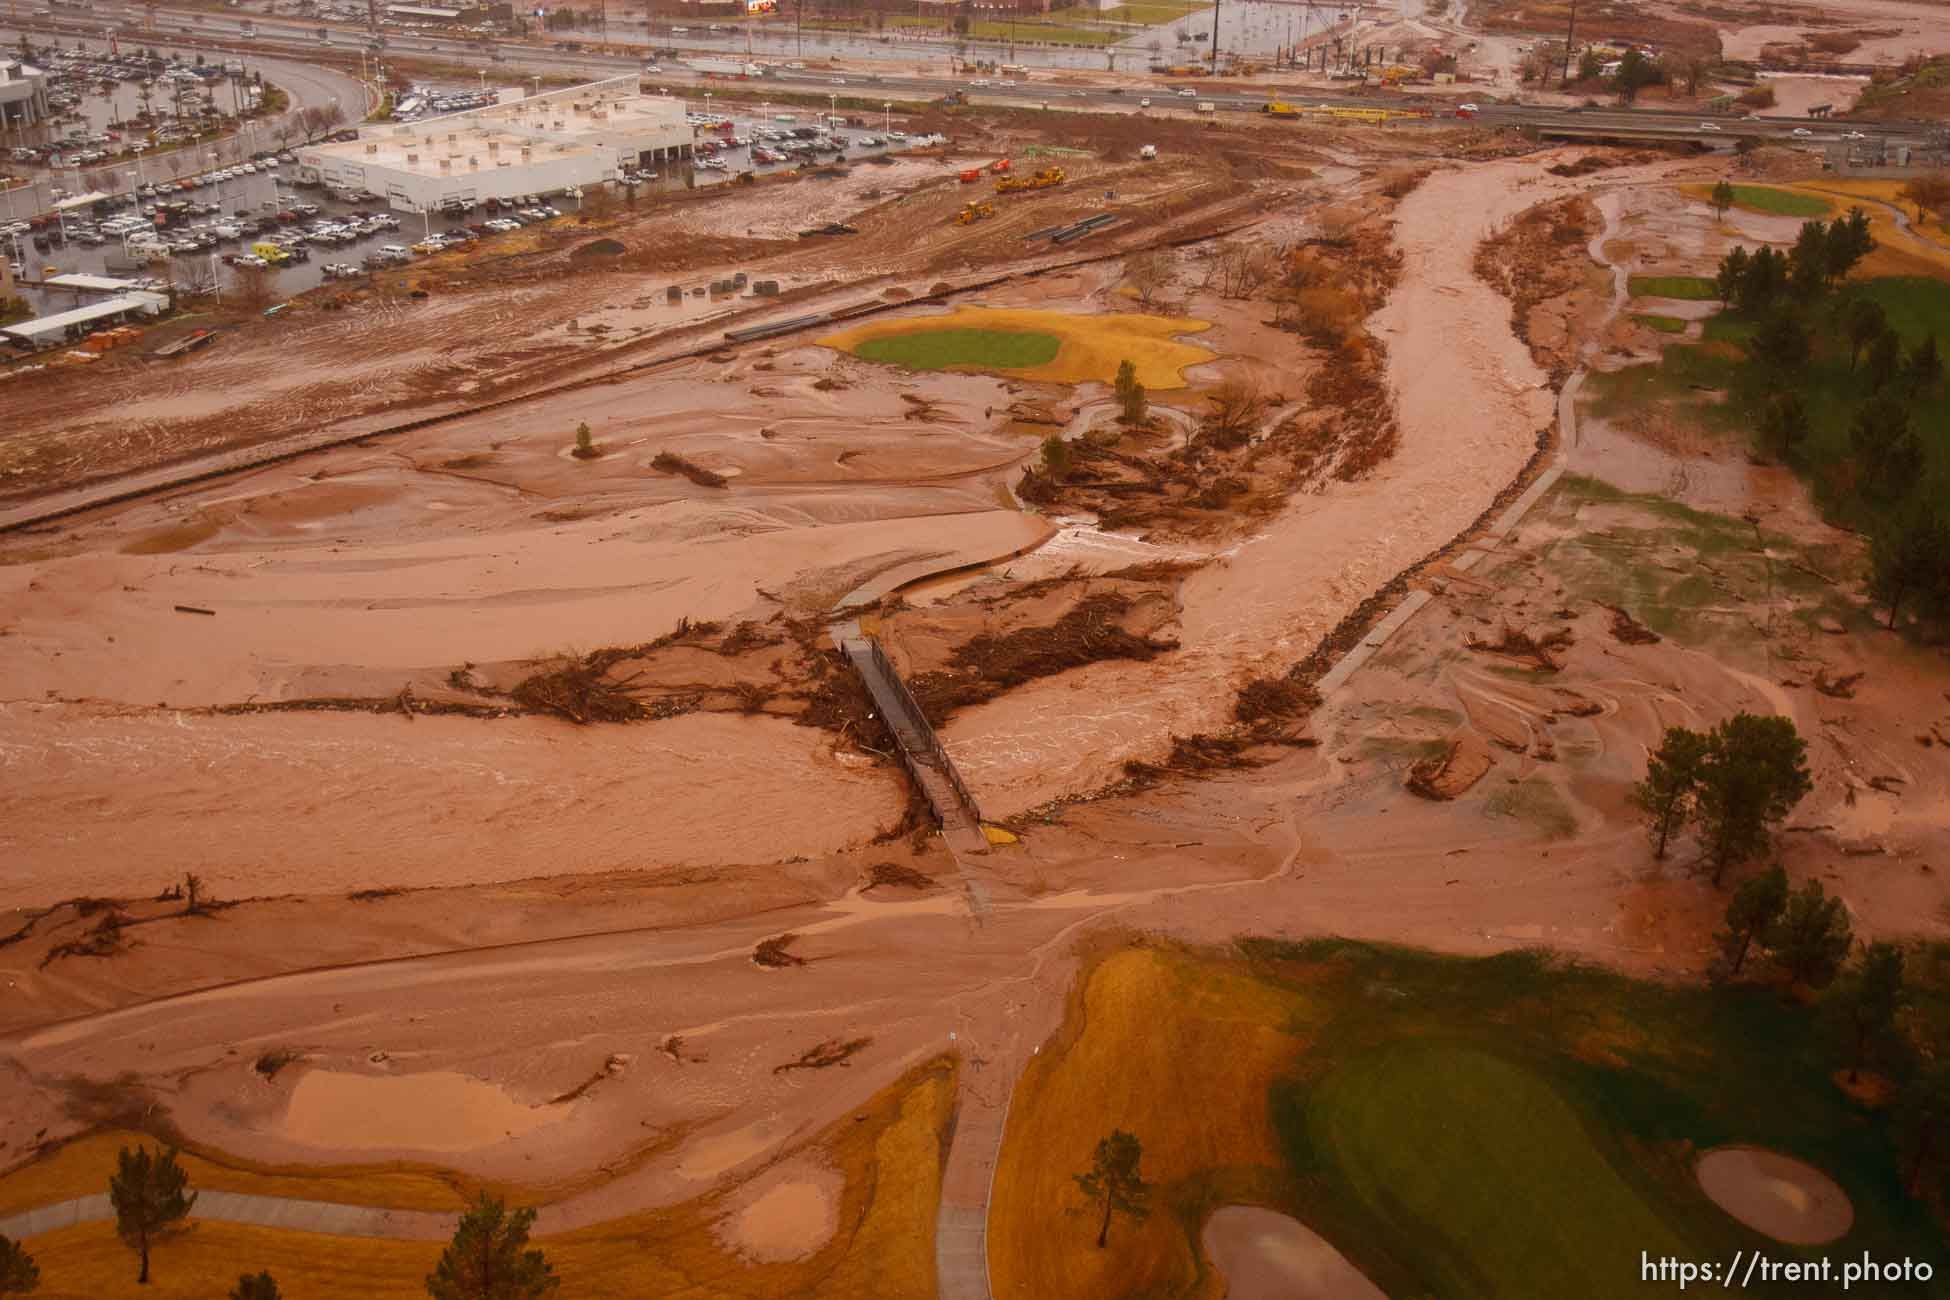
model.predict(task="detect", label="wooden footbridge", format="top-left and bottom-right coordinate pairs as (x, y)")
top-left (841, 636), bottom-right (989, 857)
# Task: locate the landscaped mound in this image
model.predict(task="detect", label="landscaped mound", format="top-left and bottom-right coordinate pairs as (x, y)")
top-left (819, 306), bottom-right (1211, 389)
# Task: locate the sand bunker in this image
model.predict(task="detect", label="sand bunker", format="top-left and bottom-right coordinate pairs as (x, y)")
top-left (281, 1069), bottom-right (561, 1153)
top-left (1202, 1205), bottom-right (1385, 1300)
top-left (818, 306), bottom-right (1211, 389)
top-left (715, 1161), bottom-right (842, 1263)
top-left (1696, 1146), bottom-right (1854, 1245)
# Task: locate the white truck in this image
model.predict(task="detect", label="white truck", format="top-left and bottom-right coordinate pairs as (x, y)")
top-left (686, 58), bottom-right (761, 78)
top-left (1138, 144), bottom-right (1156, 160)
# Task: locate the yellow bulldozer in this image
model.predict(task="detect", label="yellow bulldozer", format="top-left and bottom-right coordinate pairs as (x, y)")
top-left (954, 200), bottom-right (997, 225)
top-left (994, 166), bottom-right (1065, 195)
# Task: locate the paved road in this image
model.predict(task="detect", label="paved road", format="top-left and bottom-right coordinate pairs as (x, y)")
top-left (12, 3), bottom-right (1938, 158)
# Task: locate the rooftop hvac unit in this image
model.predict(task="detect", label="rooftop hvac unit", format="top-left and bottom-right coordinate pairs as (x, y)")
top-left (407, 153), bottom-right (419, 163)
top-left (365, 142), bottom-right (378, 154)
top-left (439, 158), bottom-right (451, 171)
top-left (469, 157), bottom-right (478, 168)
top-left (448, 132), bottom-right (458, 142)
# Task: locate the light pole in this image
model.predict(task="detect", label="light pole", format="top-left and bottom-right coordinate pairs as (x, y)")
top-left (882, 99), bottom-right (889, 133)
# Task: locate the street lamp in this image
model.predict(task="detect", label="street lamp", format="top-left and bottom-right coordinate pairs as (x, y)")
top-left (882, 100), bottom-right (890, 133)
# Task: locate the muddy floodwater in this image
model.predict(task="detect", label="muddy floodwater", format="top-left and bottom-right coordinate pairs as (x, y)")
top-left (1202, 1205), bottom-right (1386, 1300)
top-left (281, 1069), bottom-right (562, 1152)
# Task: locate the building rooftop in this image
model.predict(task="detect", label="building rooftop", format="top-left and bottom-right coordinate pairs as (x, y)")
top-left (318, 126), bottom-right (608, 178)
top-left (2, 293), bottom-right (168, 342)
top-left (46, 273), bottom-right (142, 292)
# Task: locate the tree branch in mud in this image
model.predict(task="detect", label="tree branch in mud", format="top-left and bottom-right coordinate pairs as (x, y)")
top-left (774, 1037), bottom-right (872, 1073)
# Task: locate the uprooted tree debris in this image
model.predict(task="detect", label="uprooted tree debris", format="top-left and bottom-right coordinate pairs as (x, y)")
top-left (774, 1037), bottom-right (872, 1073)
top-left (906, 592), bottom-right (1178, 727)
top-left (1605, 604), bottom-right (1662, 645)
top-left (39, 909), bottom-right (129, 969)
top-left (753, 933), bottom-right (807, 968)
top-left (1466, 624), bottom-right (1572, 673)
top-left (863, 861), bottom-right (935, 890)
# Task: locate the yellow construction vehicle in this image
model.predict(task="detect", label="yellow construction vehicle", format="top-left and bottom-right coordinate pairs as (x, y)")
top-left (994, 165), bottom-right (1065, 194)
top-left (1262, 100), bottom-right (1300, 115)
top-left (954, 201), bottom-right (996, 225)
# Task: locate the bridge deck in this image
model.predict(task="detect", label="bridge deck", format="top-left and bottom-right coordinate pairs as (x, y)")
top-left (842, 637), bottom-right (988, 857)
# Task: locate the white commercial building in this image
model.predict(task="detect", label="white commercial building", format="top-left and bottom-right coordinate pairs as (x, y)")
top-left (296, 77), bottom-right (693, 213)
top-left (0, 58), bottom-right (52, 130)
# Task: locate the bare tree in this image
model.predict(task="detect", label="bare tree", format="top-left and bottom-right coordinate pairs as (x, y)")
top-left (1206, 240), bottom-right (1273, 300)
top-left (229, 262), bottom-right (280, 310)
top-left (1124, 249), bottom-right (1173, 307)
top-left (1201, 379), bottom-right (1265, 449)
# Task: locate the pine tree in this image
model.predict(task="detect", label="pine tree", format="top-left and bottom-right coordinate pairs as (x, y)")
top-left (1711, 180), bottom-right (1735, 222)
top-left (1831, 942), bottom-right (1905, 1083)
top-left (109, 1145), bottom-right (196, 1285)
top-left (1073, 1130), bottom-right (1151, 1250)
top-left (1695, 713), bottom-right (1812, 887)
top-left (1764, 879), bottom-right (1853, 991)
top-left (426, 1194), bottom-right (558, 1300)
top-left (230, 1272), bottom-right (281, 1300)
top-left (1713, 864), bottom-right (1787, 979)
top-left (1630, 727), bottom-right (1711, 860)
top-left (0, 1233), bottom-right (39, 1296)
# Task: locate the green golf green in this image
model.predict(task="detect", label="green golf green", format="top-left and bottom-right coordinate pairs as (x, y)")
top-left (1306, 1040), bottom-right (1696, 1299)
top-left (853, 328), bottom-right (1062, 371)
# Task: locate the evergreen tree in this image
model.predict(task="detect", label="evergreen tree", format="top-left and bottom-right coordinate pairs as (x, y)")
top-left (1824, 207), bottom-right (1875, 283)
top-left (1747, 310), bottom-right (1809, 376)
top-left (1113, 359), bottom-right (1147, 424)
top-left (426, 1195), bottom-right (557, 1300)
top-left (1894, 1063), bottom-right (1950, 1198)
top-left (1073, 1130), bottom-right (1151, 1250)
top-left (1865, 328), bottom-right (1905, 391)
top-left (1758, 392), bottom-right (1809, 462)
top-left (0, 1234), bottom-right (38, 1296)
top-left (1629, 726), bottom-right (1711, 860)
top-left (1711, 180), bottom-right (1735, 222)
top-left (1868, 503), bottom-right (1950, 629)
top-left (1906, 333), bottom-right (1943, 397)
top-left (1831, 942), bottom-right (1905, 1083)
top-left (1849, 393), bottom-right (1921, 502)
top-left (1713, 864), bottom-right (1788, 979)
top-left (1787, 220), bottom-right (1829, 300)
top-left (109, 1145), bottom-right (196, 1285)
top-left (1694, 713), bottom-right (1812, 887)
top-left (1715, 244), bottom-right (1748, 304)
top-left (230, 1272), bottom-right (281, 1300)
top-left (1844, 297), bottom-right (1887, 371)
top-left (1765, 879), bottom-right (1853, 990)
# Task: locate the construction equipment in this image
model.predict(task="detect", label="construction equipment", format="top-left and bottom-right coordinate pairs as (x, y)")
top-left (958, 167), bottom-right (983, 183)
top-left (1262, 100), bottom-right (1300, 115)
top-left (990, 158), bottom-right (1012, 174)
top-left (994, 166), bottom-right (1065, 195)
top-left (936, 90), bottom-right (968, 111)
top-left (954, 201), bottom-right (996, 225)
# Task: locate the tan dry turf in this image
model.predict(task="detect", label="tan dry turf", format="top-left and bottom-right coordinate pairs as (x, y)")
top-left (819, 307), bottom-right (1213, 390)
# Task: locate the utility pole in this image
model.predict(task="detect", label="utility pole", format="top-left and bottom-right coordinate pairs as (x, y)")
top-left (1208, 0), bottom-right (1217, 72)
top-left (1558, 0), bottom-right (1577, 87)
